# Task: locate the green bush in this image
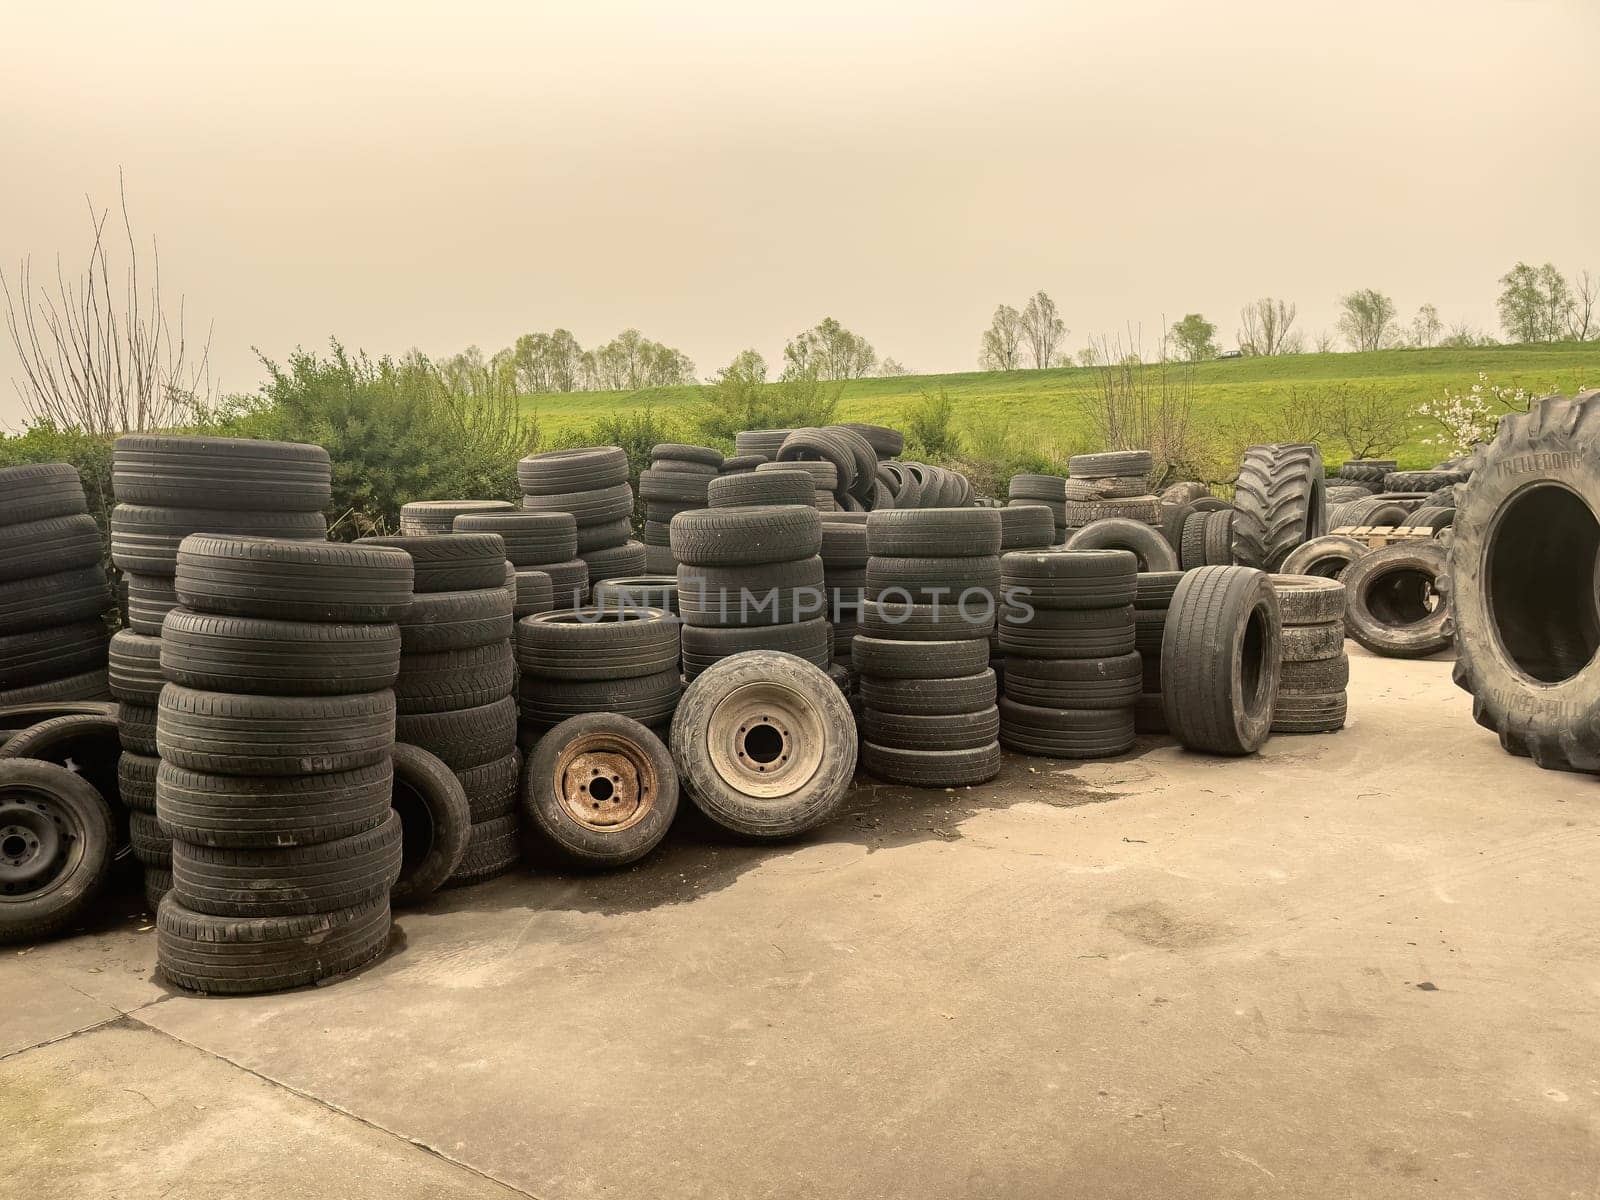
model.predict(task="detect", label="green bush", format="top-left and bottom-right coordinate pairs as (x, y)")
top-left (906, 387), bottom-right (960, 458)
top-left (690, 356), bottom-right (841, 448)
top-left (0, 421), bottom-right (116, 533)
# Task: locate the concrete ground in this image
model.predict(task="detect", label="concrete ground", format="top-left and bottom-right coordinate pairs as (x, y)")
top-left (7, 647), bottom-right (1600, 1199)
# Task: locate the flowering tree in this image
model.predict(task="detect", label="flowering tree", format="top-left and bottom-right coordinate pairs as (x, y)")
top-left (1416, 372), bottom-right (1536, 457)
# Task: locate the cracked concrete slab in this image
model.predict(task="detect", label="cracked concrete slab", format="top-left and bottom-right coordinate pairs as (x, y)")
top-left (8, 650), bottom-right (1600, 1197)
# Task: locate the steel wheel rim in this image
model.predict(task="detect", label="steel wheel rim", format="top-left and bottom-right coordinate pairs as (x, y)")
top-left (705, 681), bottom-right (825, 799)
top-left (556, 732), bottom-right (657, 832)
top-left (0, 791), bottom-right (78, 898)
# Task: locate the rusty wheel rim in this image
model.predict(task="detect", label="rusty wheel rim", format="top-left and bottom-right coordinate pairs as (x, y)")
top-left (554, 732), bottom-right (657, 832)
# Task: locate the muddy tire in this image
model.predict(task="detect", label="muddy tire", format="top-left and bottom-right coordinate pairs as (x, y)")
top-left (670, 651), bottom-right (856, 840)
top-left (1231, 444), bottom-right (1326, 570)
top-left (1343, 541), bottom-right (1450, 659)
top-left (1160, 566), bottom-right (1282, 754)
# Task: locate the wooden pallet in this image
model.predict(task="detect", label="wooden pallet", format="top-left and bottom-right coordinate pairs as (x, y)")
top-left (1331, 524), bottom-right (1442, 548)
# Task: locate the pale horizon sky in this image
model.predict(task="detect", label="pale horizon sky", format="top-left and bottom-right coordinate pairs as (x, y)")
top-left (3, 0), bottom-right (1596, 427)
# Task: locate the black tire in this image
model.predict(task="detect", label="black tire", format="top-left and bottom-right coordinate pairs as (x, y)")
top-left (670, 651), bottom-right (856, 840)
top-left (0, 670), bottom-right (112, 707)
top-left (126, 573), bottom-right (179, 635)
top-left (394, 695), bottom-right (517, 770)
top-left (160, 610), bottom-right (403, 696)
top-left (1203, 509), bottom-right (1235, 565)
top-left (111, 505), bottom-right (328, 577)
top-left (862, 706), bottom-right (999, 751)
top-left (860, 599), bottom-right (993, 640)
top-left (1065, 475), bottom-right (1150, 501)
top-left (719, 454), bottom-right (768, 474)
top-left (0, 463), bottom-right (87, 527)
top-left (447, 815), bottom-right (521, 886)
top-left (1400, 506), bottom-right (1455, 531)
top-left (710, 470), bottom-right (816, 509)
top-left (999, 504), bottom-right (1056, 550)
top-left (592, 575), bottom-right (679, 614)
top-left (1063, 496), bottom-right (1162, 527)
top-left (678, 558), bottom-right (827, 627)
top-left (864, 555), bottom-right (1001, 604)
top-left (1161, 481), bottom-right (1211, 505)
top-left (108, 630), bottom-right (165, 704)
top-left (157, 687), bottom-right (396, 776)
top-left (0, 621), bottom-right (108, 690)
top-left (851, 636), bottom-right (989, 680)
top-left (1068, 450), bottom-right (1152, 480)
top-left (839, 423), bottom-right (904, 459)
top-left (117, 701), bottom-right (158, 754)
top-left (510, 569), bottom-right (556, 618)
top-left (583, 540), bottom-right (647, 585)
top-left (172, 810), bottom-right (401, 918)
top-left (515, 609), bottom-right (678, 679)
top-left (1271, 692), bottom-right (1348, 734)
top-left (1160, 566), bottom-right (1282, 754)
top-left (1280, 535), bottom-right (1368, 579)
top-left (819, 519), bottom-right (869, 567)
top-left (777, 428), bottom-right (858, 493)
top-left (522, 714), bottom-right (678, 868)
top-left (394, 641), bottom-right (515, 714)
top-left (156, 894), bottom-right (390, 994)
top-left (1231, 444), bottom-right (1327, 570)
top-left (386, 743), bottom-right (472, 905)
top-left (680, 619), bottom-right (831, 677)
top-left (450, 511), bottom-right (578, 566)
top-left (156, 759), bottom-right (393, 849)
top-left (997, 699), bottom-right (1136, 759)
top-left (1343, 541), bottom-right (1450, 659)
top-left (399, 587), bottom-right (514, 654)
top-left (997, 605), bottom-right (1135, 659)
top-left (860, 669), bottom-right (995, 715)
top-left (0, 758), bottom-right (115, 943)
top-left (1383, 470), bottom-right (1456, 492)
top-left (142, 867), bottom-right (172, 914)
top-left (652, 442), bottom-right (724, 468)
top-left (575, 519), bottom-right (634, 555)
top-left (860, 741), bottom-right (1001, 786)
top-left (175, 536), bottom-right (414, 622)
top-left (517, 670), bottom-right (681, 732)
top-left (1282, 654), bottom-right (1350, 692)
top-left (0, 566), bottom-right (111, 635)
top-left (671, 505), bottom-right (822, 566)
top-left (534, 559), bottom-right (590, 608)
top-left (1001, 549), bottom-right (1137, 610)
top-left (112, 434), bottom-right (332, 512)
top-left (1063, 519), bottom-right (1179, 572)
top-left (735, 429), bottom-right (792, 458)
top-left (118, 751), bottom-right (159, 813)
top-left (355, 533), bottom-right (510, 592)
top-left (517, 447), bottom-right (629, 495)
top-left (1008, 475), bottom-right (1066, 502)
top-left (1282, 621), bottom-right (1345, 661)
top-left (0, 714), bottom-right (122, 815)
top-left (0, 514), bottom-right (104, 583)
top-left (1269, 575), bottom-right (1347, 625)
top-left (1134, 571), bottom-right (1185, 610)
top-left (521, 482), bottom-right (634, 526)
top-left (1001, 652), bottom-right (1141, 709)
top-left (130, 810), bottom-right (171, 866)
top-left (866, 509), bottom-right (1002, 557)
top-left (1179, 510), bottom-right (1211, 570)
top-left (458, 752), bottom-right (520, 822)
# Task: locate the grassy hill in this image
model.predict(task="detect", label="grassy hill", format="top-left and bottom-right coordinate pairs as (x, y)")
top-left (521, 343), bottom-right (1597, 471)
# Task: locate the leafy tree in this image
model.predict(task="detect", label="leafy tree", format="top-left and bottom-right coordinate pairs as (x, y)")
top-left (593, 329), bottom-right (695, 390)
top-left (877, 357), bottom-right (909, 377)
top-left (1169, 313), bottom-right (1218, 362)
top-left (692, 352), bottom-right (840, 446)
top-left (1497, 262), bottom-right (1572, 343)
top-left (1020, 291), bottom-right (1066, 369)
top-left (1411, 304), bottom-right (1443, 349)
top-left (979, 304), bottom-right (1025, 370)
top-left (783, 317), bottom-right (876, 381)
top-left (1337, 288), bottom-right (1398, 352)
top-left (509, 329), bottom-right (585, 392)
top-left (1237, 298), bottom-right (1298, 356)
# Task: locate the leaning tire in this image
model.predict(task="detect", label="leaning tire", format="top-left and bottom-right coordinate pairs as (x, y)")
top-left (1343, 540), bottom-right (1451, 659)
top-left (1160, 566), bottom-right (1282, 754)
top-left (1231, 444), bottom-right (1326, 570)
top-left (1063, 519), bottom-right (1179, 572)
top-left (388, 743), bottom-right (471, 905)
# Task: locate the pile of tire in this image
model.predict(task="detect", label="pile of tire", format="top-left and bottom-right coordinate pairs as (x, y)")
top-left (518, 447), bottom-right (644, 594)
top-left (640, 443), bottom-right (724, 574)
top-left (672, 503), bottom-right (829, 679)
top-left (450, 510), bottom-right (574, 618)
top-left (1132, 569), bottom-right (1183, 733)
top-left (0, 464), bottom-right (112, 705)
top-left (1007, 475), bottom-right (1066, 543)
top-left (516, 607), bottom-right (681, 739)
top-left (1177, 504), bottom-right (1236, 569)
top-left (1061, 452), bottom-right (1160, 531)
top-left (755, 460), bottom-right (834, 509)
top-left (399, 499), bottom-right (513, 536)
top-left (878, 461), bottom-right (971, 509)
top-left (109, 435), bottom-right (332, 906)
top-left (1340, 540), bottom-right (1451, 659)
top-left (734, 429), bottom-right (791, 460)
top-left (1160, 566), bottom-right (1282, 755)
top-left (360, 533), bottom-right (522, 887)
top-left (1231, 443), bottom-right (1326, 570)
top-left (1442, 390), bottom-right (1600, 771)
top-left (774, 426), bottom-right (881, 511)
top-left (819, 514), bottom-right (868, 663)
top-left (997, 550), bottom-right (1138, 759)
top-left (719, 454), bottom-right (766, 475)
top-left (1331, 459), bottom-right (1396, 494)
top-left (850, 509), bottom-right (1000, 784)
top-left (1269, 575), bottom-right (1349, 734)
top-left (153, 535), bottom-right (411, 994)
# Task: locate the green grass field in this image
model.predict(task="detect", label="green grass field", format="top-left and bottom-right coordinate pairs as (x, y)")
top-left (521, 343), bottom-right (1598, 471)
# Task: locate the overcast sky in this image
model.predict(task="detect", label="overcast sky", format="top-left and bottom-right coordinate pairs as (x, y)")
top-left (2, 0), bottom-right (1596, 426)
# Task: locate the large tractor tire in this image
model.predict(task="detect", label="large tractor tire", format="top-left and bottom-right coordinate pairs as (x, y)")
top-left (1231, 443), bottom-right (1327, 571)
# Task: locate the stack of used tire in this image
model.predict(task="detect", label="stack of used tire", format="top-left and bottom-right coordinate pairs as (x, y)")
top-left (735, 429), bottom-right (791, 461)
top-left (399, 500), bottom-right (513, 536)
top-left (716, 467), bottom-right (818, 511)
top-left (0, 464), bottom-right (112, 706)
top-left (1327, 494), bottom-right (1413, 530)
top-left (999, 503), bottom-right (1058, 555)
top-left (878, 462), bottom-right (972, 509)
top-left (516, 607), bottom-right (681, 739)
top-left (1177, 505), bottom-right (1236, 569)
top-left (854, 508), bottom-right (1001, 784)
top-left (1007, 475), bottom-right (1067, 543)
top-left (776, 426), bottom-right (881, 511)
top-left (1230, 442), bottom-right (1326, 570)
top-left (1331, 459), bottom-right (1396, 494)
top-left (996, 550), bottom-right (1139, 759)
top-left (359, 533), bottom-right (522, 887)
top-left (450, 511), bottom-right (572, 619)
top-left (639, 444), bottom-right (723, 574)
top-left (1269, 575), bottom-right (1349, 734)
top-left (153, 535), bottom-right (410, 994)
top-left (672, 503), bottom-right (829, 679)
top-left (719, 454), bottom-right (766, 475)
top-left (518, 447), bottom-right (644, 594)
top-left (109, 435), bottom-right (332, 904)
top-left (757, 459), bottom-right (836, 509)
top-left (1062, 452), bottom-right (1161, 537)
top-left (1160, 566), bottom-right (1282, 755)
top-left (1132, 569), bottom-right (1183, 733)
top-left (819, 514), bottom-right (868, 663)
